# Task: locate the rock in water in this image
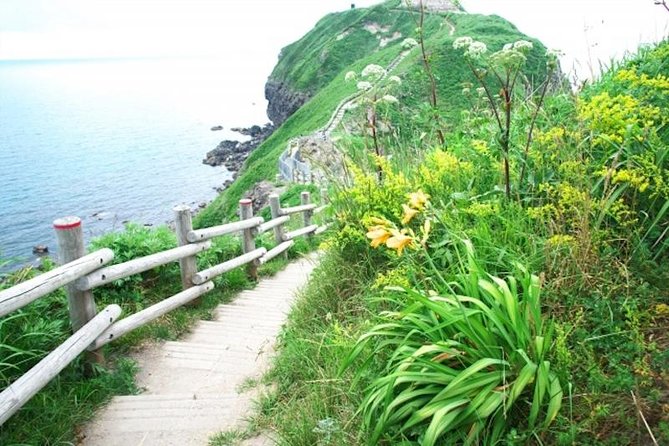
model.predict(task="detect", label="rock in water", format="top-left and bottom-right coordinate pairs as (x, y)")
top-left (33, 245), bottom-right (49, 254)
top-left (203, 123), bottom-right (275, 174)
top-left (210, 125), bottom-right (223, 131)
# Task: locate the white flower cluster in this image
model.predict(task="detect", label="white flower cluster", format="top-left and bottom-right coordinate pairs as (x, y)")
top-left (545, 48), bottom-right (563, 69)
top-left (361, 64), bottom-right (387, 80)
top-left (388, 75), bottom-right (402, 85)
top-left (546, 48), bottom-right (564, 59)
top-left (381, 94), bottom-right (399, 104)
top-left (465, 41), bottom-right (487, 58)
top-left (357, 81), bottom-right (373, 91)
top-left (453, 36), bottom-right (487, 58)
top-left (401, 38), bottom-right (419, 49)
top-left (491, 40), bottom-right (534, 69)
top-left (453, 36), bottom-right (473, 50)
top-left (513, 40), bottom-right (534, 53)
top-left (344, 71), bottom-right (357, 82)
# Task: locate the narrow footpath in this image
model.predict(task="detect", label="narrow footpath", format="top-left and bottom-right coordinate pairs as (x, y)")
top-left (81, 255), bottom-right (317, 446)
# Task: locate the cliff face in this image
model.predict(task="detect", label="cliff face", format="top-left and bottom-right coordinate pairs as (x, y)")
top-left (263, 2), bottom-right (419, 126)
top-left (264, 79), bottom-right (311, 127)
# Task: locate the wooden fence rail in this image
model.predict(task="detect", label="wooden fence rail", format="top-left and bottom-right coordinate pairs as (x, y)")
top-left (0, 305), bottom-right (122, 426)
top-left (0, 190), bottom-right (332, 427)
top-left (0, 249), bottom-right (114, 318)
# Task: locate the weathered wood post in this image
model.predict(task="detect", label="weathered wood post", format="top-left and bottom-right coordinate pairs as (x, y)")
top-left (301, 191), bottom-right (313, 241)
top-left (173, 205), bottom-right (200, 304)
top-left (53, 216), bottom-right (104, 367)
top-left (269, 194), bottom-right (286, 246)
top-left (239, 199), bottom-right (259, 281)
top-left (320, 188), bottom-right (329, 205)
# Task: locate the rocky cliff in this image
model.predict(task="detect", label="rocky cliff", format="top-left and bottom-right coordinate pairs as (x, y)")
top-left (264, 80), bottom-right (312, 126)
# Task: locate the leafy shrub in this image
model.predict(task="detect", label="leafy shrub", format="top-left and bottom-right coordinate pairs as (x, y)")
top-left (343, 242), bottom-right (562, 445)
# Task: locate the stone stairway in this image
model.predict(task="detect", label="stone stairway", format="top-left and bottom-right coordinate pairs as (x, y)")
top-left (80, 256), bottom-right (317, 446)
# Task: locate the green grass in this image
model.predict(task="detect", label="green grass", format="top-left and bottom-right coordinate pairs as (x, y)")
top-left (252, 39), bottom-right (669, 445)
top-left (197, 4), bottom-right (549, 227)
top-left (0, 219), bottom-right (320, 444)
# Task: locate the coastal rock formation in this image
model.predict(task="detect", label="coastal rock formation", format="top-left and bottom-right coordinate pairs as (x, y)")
top-left (295, 135), bottom-right (344, 178)
top-left (32, 245), bottom-right (49, 255)
top-left (264, 80), bottom-right (311, 126)
top-left (203, 123), bottom-right (274, 174)
top-left (244, 180), bottom-right (283, 211)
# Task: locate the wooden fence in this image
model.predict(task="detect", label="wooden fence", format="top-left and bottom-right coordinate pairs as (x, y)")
top-left (0, 191), bottom-right (330, 426)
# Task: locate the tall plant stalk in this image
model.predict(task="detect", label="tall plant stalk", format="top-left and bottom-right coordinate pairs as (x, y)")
top-left (455, 38), bottom-right (559, 199)
top-left (406, 0), bottom-right (446, 146)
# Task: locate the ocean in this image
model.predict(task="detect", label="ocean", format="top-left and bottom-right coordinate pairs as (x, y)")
top-left (0, 57), bottom-right (269, 266)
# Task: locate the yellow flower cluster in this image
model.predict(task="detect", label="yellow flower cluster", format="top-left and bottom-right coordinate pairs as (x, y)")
top-left (372, 267), bottom-right (411, 289)
top-left (464, 202), bottom-right (499, 218)
top-left (471, 139), bottom-right (491, 156)
top-left (578, 92), bottom-right (660, 146)
top-left (527, 182), bottom-right (589, 225)
top-left (535, 126), bottom-right (567, 150)
top-left (616, 68), bottom-right (669, 92)
top-left (366, 190), bottom-right (431, 255)
top-left (419, 149), bottom-right (474, 192)
top-left (546, 234), bottom-right (576, 247)
top-left (611, 168), bottom-right (651, 193)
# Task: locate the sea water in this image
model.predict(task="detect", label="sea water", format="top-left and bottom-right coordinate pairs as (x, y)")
top-left (0, 57), bottom-right (268, 266)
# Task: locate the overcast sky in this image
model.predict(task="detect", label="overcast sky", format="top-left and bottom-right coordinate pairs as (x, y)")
top-left (0, 0), bottom-right (667, 81)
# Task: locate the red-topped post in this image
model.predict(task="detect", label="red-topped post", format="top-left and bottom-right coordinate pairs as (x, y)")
top-left (53, 216), bottom-right (104, 367)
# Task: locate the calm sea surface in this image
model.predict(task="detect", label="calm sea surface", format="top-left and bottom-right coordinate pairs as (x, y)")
top-left (0, 57), bottom-right (268, 266)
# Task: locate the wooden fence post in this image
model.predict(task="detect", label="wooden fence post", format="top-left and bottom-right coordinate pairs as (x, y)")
top-left (301, 191), bottom-right (313, 241)
top-left (173, 205), bottom-right (200, 305)
top-left (239, 199), bottom-right (258, 281)
top-left (53, 216), bottom-right (104, 368)
top-left (320, 188), bottom-right (328, 205)
top-left (269, 194), bottom-right (286, 250)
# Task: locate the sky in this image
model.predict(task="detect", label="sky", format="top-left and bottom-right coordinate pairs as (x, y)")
top-left (0, 0), bottom-right (668, 81)
top-left (461, 0), bottom-right (669, 82)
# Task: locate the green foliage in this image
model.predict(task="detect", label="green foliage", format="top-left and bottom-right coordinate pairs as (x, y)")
top-left (0, 260), bottom-right (138, 445)
top-left (343, 242), bottom-right (562, 444)
top-left (261, 40), bottom-right (669, 446)
top-left (198, 6), bottom-right (550, 226)
top-left (270, 2), bottom-right (426, 93)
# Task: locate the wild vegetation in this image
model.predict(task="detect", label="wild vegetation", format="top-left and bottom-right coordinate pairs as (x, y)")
top-left (248, 11), bottom-right (669, 446)
top-left (0, 184), bottom-right (318, 445)
top-left (2, 1), bottom-right (667, 445)
top-left (196, 2), bottom-right (548, 225)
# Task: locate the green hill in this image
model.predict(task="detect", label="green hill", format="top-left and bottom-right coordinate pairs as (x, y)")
top-left (195, 0), bottom-right (550, 227)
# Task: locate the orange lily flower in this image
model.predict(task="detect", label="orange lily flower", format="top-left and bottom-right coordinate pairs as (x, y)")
top-left (408, 190), bottom-right (430, 210)
top-left (386, 229), bottom-right (414, 255)
top-left (366, 226), bottom-right (391, 248)
top-left (401, 204), bottom-right (419, 224)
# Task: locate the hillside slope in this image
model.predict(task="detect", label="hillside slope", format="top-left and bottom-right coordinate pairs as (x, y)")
top-left (195, 0), bottom-right (549, 227)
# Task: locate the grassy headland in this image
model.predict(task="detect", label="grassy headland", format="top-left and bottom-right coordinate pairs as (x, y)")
top-left (251, 35), bottom-right (669, 445)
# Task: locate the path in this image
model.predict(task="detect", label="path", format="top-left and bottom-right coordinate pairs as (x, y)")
top-left (321, 49), bottom-right (411, 137)
top-left (80, 256), bottom-right (317, 446)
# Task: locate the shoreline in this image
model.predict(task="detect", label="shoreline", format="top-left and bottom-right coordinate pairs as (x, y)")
top-left (1, 122), bottom-right (275, 274)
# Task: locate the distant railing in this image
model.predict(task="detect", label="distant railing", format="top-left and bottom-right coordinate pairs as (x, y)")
top-left (277, 48), bottom-right (413, 184)
top-left (0, 190), bottom-right (331, 426)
